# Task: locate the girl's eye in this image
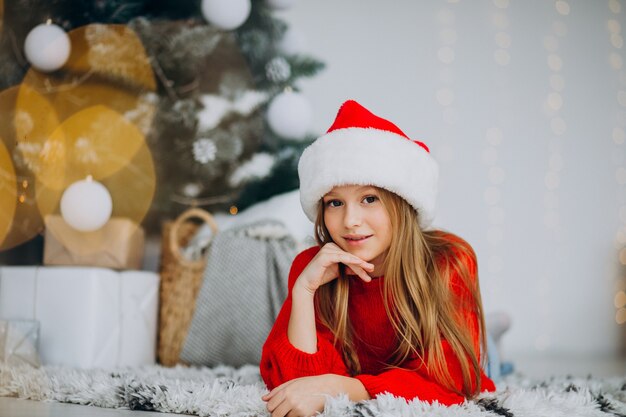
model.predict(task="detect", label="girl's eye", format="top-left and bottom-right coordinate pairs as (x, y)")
top-left (325, 199), bottom-right (343, 208)
top-left (363, 195), bottom-right (378, 204)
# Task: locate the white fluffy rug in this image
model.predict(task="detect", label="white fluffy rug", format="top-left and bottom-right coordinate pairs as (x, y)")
top-left (1, 363), bottom-right (625, 417)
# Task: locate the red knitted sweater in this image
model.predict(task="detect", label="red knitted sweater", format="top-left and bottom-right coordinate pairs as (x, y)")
top-left (260, 236), bottom-right (495, 405)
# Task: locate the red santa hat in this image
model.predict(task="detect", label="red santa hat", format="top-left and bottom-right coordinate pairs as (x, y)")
top-left (298, 100), bottom-right (439, 228)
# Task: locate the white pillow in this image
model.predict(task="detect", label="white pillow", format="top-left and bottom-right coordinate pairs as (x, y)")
top-left (189, 190), bottom-right (316, 253)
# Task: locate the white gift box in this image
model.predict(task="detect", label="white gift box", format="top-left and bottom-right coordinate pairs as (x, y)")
top-left (0, 266), bottom-right (159, 369)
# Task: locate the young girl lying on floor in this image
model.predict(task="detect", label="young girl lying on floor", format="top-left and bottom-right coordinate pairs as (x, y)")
top-left (260, 99), bottom-right (495, 417)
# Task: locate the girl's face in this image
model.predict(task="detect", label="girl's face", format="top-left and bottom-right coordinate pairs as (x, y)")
top-left (322, 184), bottom-right (392, 277)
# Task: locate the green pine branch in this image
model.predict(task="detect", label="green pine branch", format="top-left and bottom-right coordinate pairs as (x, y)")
top-left (286, 55), bottom-right (325, 79)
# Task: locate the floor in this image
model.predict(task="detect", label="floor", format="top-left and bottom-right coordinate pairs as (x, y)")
top-left (507, 352), bottom-right (626, 379)
top-left (0, 355), bottom-right (624, 417)
top-left (0, 398), bottom-right (181, 417)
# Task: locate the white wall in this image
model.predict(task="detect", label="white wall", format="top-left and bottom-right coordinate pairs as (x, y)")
top-left (279, 0), bottom-right (626, 357)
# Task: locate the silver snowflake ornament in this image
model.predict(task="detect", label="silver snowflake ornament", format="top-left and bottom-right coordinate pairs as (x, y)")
top-left (192, 138), bottom-right (218, 164)
top-left (265, 57), bottom-right (291, 82)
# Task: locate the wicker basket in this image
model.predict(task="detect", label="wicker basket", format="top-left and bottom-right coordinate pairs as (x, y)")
top-left (157, 208), bottom-right (219, 366)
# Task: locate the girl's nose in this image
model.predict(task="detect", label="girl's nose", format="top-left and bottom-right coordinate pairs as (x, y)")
top-left (343, 203), bottom-right (362, 228)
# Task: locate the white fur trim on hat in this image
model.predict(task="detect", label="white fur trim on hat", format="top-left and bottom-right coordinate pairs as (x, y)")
top-left (298, 127), bottom-right (438, 228)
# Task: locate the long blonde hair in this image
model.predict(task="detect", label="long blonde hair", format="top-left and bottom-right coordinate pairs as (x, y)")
top-left (314, 187), bottom-right (488, 399)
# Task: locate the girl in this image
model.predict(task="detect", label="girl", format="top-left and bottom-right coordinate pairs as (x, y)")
top-left (260, 100), bottom-right (495, 417)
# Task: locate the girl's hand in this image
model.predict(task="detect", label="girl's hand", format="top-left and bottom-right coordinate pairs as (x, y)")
top-left (262, 374), bottom-right (371, 417)
top-left (295, 243), bottom-right (374, 295)
top-left (262, 376), bottom-right (327, 417)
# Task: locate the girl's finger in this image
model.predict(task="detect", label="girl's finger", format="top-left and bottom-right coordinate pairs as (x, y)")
top-left (271, 400), bottom-right (292, 417)
top-left (321, 244), bottom-right (374, 268)
top-left (341, 253), bottom-right (374, 270)
top-left (266, 391), bottom-right (285, 413)
top-left (345, 264), bottom-right (372, 282)
top-left (334, 252), bottom-right (372, 269)
top-left (263, 378), bottom-right (295, 401)
top-left (262, 387), bottom-right (278, 401)
top-left (262, 387), bottom-right (279, 401)
top-left (345, 266), bottom-right (361, 277)
top-left (360, 261), bottom-right (375, 271)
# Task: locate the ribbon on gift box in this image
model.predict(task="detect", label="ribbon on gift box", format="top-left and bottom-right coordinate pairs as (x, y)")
top-left (0, 319), bottom-right (41, 367)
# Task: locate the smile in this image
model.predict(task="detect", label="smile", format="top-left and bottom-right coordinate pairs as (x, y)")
top-left (344, 235), bottom-right (372, 245)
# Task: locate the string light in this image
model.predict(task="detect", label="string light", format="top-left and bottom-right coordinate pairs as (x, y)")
top-left (481, 1), bottom-right (510, 306)
top-left (608, 0), bottom-right (626, 325)
top-left (433, 1), bottom-right (458, 165)
top-left (615, 290), bottom-right (626, 308)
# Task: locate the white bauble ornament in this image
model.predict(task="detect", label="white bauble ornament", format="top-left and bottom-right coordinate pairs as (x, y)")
top-left (267, 91), bottom-right (311, 140)
top-left (60, 178), bottom-right (113, 232)
top-left (201, 0), bottom-right (251, 30)
top-left (277, 27), bottom-right (307, 56)
top-left (24, 23), bottom-right (71, 72)
top-left (266, 0), bottom-right (298, 10)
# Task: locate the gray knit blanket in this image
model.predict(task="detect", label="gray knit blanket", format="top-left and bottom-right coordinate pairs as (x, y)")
top-left (0, 363), bottom-right (625, 417)
top-left (180, 220), bottom-right (297, 367)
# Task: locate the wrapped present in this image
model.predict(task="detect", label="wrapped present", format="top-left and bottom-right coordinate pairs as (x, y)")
top-left (0, 319), bottom-right (41, 367)
top-left (43, 215), bottom-right (145, 269)
top-left (0, 266), bottom-right (159, 369)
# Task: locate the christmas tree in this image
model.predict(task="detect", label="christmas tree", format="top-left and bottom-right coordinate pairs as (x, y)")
top-left (0, 0), bottom-right (323, 261)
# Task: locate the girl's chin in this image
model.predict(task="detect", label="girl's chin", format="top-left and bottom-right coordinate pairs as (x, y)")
top-left (344, 247), bottom-right (374, 261)
top-left (334, 239), bottom-right (380, 263)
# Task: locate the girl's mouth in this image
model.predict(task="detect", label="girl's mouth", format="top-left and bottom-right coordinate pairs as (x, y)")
top-left (344, 235), bottom-right (372, 245)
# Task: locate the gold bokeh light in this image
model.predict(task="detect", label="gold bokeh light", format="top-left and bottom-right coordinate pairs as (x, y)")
top-left (63, 24), bottom-right (156, 92)
top-left (14, 83), bottom-right (66, 190)
top-left (0, 139), bottom-right (17, 249)
top-left (2, 22), bottom-right (159, 252)
top-left (36, 106), bottom-right (156, 240)
top-left (0, 86), bottom-right (50, 250)
top-left (46, 105), bottom-right (147, 185)
top-left (15, 22), bottom-right (158, 192)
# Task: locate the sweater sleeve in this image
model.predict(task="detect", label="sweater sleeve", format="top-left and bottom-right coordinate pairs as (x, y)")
top-left (355, 367), bottom-right (464, 406)
top-left (354, 340), bottom-right (495, 406)
top-left (260, 246), bottom-right (349, 389)
top-left (355, 236), bottom-right (495, 405)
